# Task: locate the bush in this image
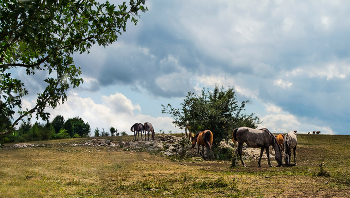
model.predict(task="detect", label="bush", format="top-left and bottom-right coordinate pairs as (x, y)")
top-left (54, 129), bottom-right (71, 139)
top-left (73, 133), bottom-right (81, 138)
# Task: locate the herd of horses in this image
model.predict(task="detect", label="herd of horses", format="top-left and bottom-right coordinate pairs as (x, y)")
top-left (130, 122), bottom-right (155, 141)
top-left (131, 123), bottom-right (298, 167)
top-left (190, 127), bottom-right (297, 167)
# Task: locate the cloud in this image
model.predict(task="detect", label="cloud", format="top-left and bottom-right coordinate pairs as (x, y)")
top-left (274, 79), bottom-right (292, 89)
top-left (258, 103), bottom-right (335, 134)
top-left (21, 91), bottom-right (179, 136)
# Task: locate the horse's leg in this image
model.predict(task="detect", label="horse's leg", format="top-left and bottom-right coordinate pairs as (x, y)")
top-left (238, 143), bottom-right (245, 167)
top-left (202, 145), bottom-right (205, 159)
top-left (293, 147), bottom-right (296, 165)
top-left (266, 147), bottom-right (271, 167)
top-left (258, 147), bottom-right (264, 167)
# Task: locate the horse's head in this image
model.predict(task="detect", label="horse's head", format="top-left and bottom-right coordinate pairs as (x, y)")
top-left (191, 132), bottom-right (200, 148)
top-left (273, 135), bottom-right (283, 167)
top-left (191, 136), bottom-right (197, 148)
top-left (275, 151), bottom-right (283, 167)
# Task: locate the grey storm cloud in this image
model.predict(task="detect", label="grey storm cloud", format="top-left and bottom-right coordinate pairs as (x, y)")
top-left (71, 0), bottom-right (350, 134)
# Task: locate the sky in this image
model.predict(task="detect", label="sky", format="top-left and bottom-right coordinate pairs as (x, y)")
top-left (18, 0), bottom-right (350, 135)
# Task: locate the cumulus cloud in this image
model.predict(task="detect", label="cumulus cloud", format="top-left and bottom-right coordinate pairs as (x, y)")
top-left (258, 103), bottom-right (335, 134)
top-left (21, 91), bottom-right (178, 136)
top-left (274, 79), bottom-right (292, 89)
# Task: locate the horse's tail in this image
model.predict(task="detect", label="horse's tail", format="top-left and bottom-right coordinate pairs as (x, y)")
top-left (232, 128), bottom-right (238, 142)
top-left (202, 130), bottom-right (213, 150)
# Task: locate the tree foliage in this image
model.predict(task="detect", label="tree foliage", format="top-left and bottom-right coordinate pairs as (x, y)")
top-left (51, 115), bottom-right (65, 134)
top-left (162, 86), bottom-right (260, 145)
top-left (0, 0), bottom-right (147, 135)
top-left (63, 117), bottom-right (90, 138)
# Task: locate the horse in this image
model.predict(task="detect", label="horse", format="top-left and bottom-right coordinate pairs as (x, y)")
top-left (185, 125), bottom-right (193, 140)
top-left (275, 134), bottom-right (284, 151)
top-left (283, 131), bottom-right (297, 165)
top-left (232, 127), bottom-right (282, 167)
top-left (130, 123), bottom-right (144, 141)
top-left (143, 122), bottom-right (155, 141)
top-left (191, 130), bottom-right (213, 159)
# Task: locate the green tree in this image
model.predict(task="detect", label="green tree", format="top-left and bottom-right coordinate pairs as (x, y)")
top-left (162, 86), bottom-right (260, 146)
top-left (94, 127), bottom-right (100, 137)
top-left (0, 0), bottom-right (147, 135)
top-left (110, 127), bottom-right (116, 136)
top-left (63, 117), bottom-right (90, 138)
top-left (101, 128), bottom-right (109, 137)
top-left (51, 115), bottom-right (65, 134)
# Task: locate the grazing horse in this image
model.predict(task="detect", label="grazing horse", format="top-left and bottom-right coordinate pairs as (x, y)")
top-left (233, 127), bottom-right (282, 167)
top-left (191, 130), bottom-right (213, 158)
top-left (143, 122), bottom-right (155, 141)
top-left (130, 123), bottom-right (144, 141)
top-left (185, 125), bottom-right (193, 140)
top-left (275, 134), bottom-right (284, 151)
top-left (283, 131), bottom-right (297, 165)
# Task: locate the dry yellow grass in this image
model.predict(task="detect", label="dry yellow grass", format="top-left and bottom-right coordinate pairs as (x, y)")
top-left (0, 134), bottom-right (349, 197)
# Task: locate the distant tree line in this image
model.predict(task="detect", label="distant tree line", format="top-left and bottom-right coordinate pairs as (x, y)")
top-left (0, 115), bottom-right (120, 144)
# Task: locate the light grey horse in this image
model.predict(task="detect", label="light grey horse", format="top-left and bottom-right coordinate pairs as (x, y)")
top-left (233, 127), bottom-right (282, 167)
top-left (143, 122), bottom-right (155, 141)
top-left (283, 131), bottom-right (297, 165)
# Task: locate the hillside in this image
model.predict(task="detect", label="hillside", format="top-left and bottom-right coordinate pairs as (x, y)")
top-left (0, 134), bottom-right (349, 197)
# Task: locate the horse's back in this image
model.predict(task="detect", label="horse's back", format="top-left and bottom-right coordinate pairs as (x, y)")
top-left (236, 127), bottom-right (273, 147)
top-left (203, 130), bottom-right (213, 145)
top-left (284, 131), bottom-right (297, 148)
top-left (144, 122), bottom-right (154, 131)
top-left (196, 130), bottom-right (213, 146)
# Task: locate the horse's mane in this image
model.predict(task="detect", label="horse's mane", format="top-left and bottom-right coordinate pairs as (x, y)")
top-left (192, 131), bottom-right (201, 142)
top-left (262, 128), bottom-right (281, 153)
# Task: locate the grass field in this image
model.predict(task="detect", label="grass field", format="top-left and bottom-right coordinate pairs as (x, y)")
top-left (0, 134), bottom-right (349, 197)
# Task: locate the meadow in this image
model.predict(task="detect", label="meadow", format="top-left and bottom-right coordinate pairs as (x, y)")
top-left (0, 134), bottom-right (349, 197)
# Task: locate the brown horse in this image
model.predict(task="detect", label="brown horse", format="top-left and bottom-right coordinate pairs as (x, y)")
top-left (130, 123), bottom-right (144, 141)
top-left (143, 122), bottom-right (155, 141)
top-left (191, 130), bottom-right (213, 158)
top-left (233, 127), bottom-right (282, 167)
top-left (275, 134), bottom-right (284, 151)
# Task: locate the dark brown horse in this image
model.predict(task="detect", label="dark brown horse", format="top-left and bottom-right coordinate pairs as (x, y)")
top-left (143, 122), bottom-right (154, 141)
top-left (191, 130), bottom-right (213, 158)
top-left (130, 123), bottom-right (144, 141)
top-left (233, 127), bottom-right (282, 167)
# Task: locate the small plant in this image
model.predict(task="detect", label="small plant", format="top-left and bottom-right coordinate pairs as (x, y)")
top-left (73, 133), bottom-right (81, 138)
top-left (231, 151), bottom-right (238, 168)
top-left (317, 162), bottom-right (330, 177)
top-left (121, 131), bottom-right (128, 136)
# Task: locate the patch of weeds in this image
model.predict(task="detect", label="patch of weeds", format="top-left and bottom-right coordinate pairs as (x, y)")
top-left (192, 177), bottom-right (238, 190)
top-left (216, 146), bottom-right (234, 161)
top-left (230, 150), bottom-right (238, 168)
top-left (316, 162), bottom-right (330, 177)
top-left (65, 178), bottom-right (81, 185)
